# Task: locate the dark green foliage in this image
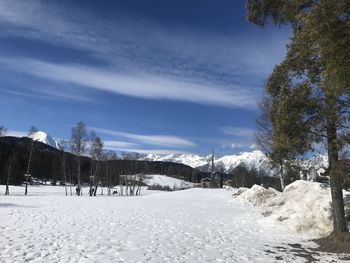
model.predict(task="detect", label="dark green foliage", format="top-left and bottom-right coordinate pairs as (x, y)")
top-left (0, 136), bottom-right (200, 186)
top-left (230, 165), bottom-right (257, 188)
top-left (247, 0), bottom-right (350, 233)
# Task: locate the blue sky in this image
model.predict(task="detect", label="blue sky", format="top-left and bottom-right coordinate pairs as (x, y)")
top-left (0, 0), bottom-right (290, 156)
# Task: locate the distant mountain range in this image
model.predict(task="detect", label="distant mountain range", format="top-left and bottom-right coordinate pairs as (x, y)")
top-left (142, 151), bottom-right (272, 175)
top-left (25, 131), bottom-right (329, 176)
top-left (142, 151), bottom-right (329, 176)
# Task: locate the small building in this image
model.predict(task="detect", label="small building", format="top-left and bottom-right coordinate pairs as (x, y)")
top-left (200, 178), bottom-right (211, 188)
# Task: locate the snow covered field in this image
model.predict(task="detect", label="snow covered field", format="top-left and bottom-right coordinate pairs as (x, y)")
top-left (0, 185), bottom-right (348, 262)
top-left (142, 174), bottom-right (195, 189)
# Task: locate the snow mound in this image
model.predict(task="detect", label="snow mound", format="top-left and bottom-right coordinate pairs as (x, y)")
top-left (260, 180), bottom-right (334, 237)
top-left (236, 184), bottom-right (279, 206)
top-left (29, 131), bottom-right (59, 149)
top-left (235, 180), bottom-right (349, 237)
top-left (142, 174), bottom-right (194, 190)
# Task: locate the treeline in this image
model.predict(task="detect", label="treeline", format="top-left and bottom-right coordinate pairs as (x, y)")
top-left (0, 136), bottom-right (201, 188)
top-left (229, 165), bottom-right (297, 191)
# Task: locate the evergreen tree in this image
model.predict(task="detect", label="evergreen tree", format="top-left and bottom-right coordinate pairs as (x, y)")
top-left (247, 0), bottom-right (350, 233)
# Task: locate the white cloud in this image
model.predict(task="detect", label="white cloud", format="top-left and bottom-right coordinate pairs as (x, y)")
top-left (104, 140), bottom-right (139, 149)
top-left (0, 0), bottom-right (289, 108)
top-left (2, 87), bottom-right (93, 103)
top-left (230, 143), bottom-right (244, 149)
top-left (249, 143), bottom-right (258, 149)
top-left (220, 127), bottom-right (255, 137)
top-left (8, 130), bottom-right (27, 137)
top-left (110, 148), bottom-right (187, 155)
top-left (92, 127), bottom-right (196, 148)
top-left (0, 58), bottom-right (258, 109)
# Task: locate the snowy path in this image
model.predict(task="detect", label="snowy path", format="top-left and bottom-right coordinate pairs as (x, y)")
top-left (0, 186), bottom-right (345, 262)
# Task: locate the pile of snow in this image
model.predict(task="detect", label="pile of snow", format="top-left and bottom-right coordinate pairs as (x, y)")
top-left (236, 184), bottom-right (279, 206)
top-left (233, 180), bottom-right (350, 237)
top-left (29, 131), bottom-right (59, 149)
top-left (261, 181), bottom-right (335, 237)
top-left (142, 174), bottom-right (194, 190)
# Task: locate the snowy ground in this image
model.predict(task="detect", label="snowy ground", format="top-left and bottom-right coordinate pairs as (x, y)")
top-left (142, 174), bottom-right (195, 189)
top-left (0, 185), bottom-right (348, 262)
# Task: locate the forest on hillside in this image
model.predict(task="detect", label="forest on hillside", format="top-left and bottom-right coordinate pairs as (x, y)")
top-left (0, 136), bottom-right (201, 186)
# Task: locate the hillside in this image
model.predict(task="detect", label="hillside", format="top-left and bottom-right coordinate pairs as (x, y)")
top-left (0, 136), bottom-right (201, 186)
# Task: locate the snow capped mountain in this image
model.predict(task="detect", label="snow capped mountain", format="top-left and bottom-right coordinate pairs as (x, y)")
top-left (143, 150), bottom-right (329, 176)
top-left (143, 153), bottom-right (211, 168)
top-left (143, 150), bottom-right (271, 175)
top-left (213, 150), bottom-right (271, 175)
top-left (29, 131), bottom-right (60, 149)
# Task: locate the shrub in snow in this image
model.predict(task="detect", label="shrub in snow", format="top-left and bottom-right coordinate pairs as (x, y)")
top-left (148, 184), bottom-right (173, 191)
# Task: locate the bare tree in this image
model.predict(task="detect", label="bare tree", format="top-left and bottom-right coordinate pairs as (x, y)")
top-left (88, 131), bottom-right (103, 196)
top-left (104, 151), bottom-right (117, 195)
top-left (25, 127), bottom-right (37, 195)
top-left (0, 126), bottom-right (8, 137)
top-left (58, 140), bottom-right (68, 196)
top-left (28, 126), bottom-right (38, 136)
top-left (5, 154), bottom-right (15, 195)
top-left (70, 121), bottom-right (87, 196)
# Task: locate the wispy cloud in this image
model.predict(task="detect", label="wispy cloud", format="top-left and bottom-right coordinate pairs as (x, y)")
top-left (0, 58), bottom-right (258, 108)
top-left (110, 148), bottom-right (187, 155)
top-left (220, 127), bottom-right (255, 137)
top-left (8, 130), bottom-right (27, 137)
top-left (0, 0), bottom-right (289, 108)
top-left (1, 87), bottom-right (93, 103)
top-left (103, 140), bottom-right (139, 149)
top-left (92, 127), bottom-right (196, 148)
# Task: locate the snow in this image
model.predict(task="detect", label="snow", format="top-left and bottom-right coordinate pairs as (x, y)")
top-left (0, 184), bottom-right (348, 262)
top-left (214, 150), bottom-right (270, 174)
top-left (142, 174), bottom-right (195, 189)
top-left (143, 150), bottom-right (271, 174)
top-left (232, 180), bottom-right (350, 238)
top-left (143, 153), bottom-right (211, 168)
top-left (29, 131), bottom-right (59, 149)
top-left (236, 185), bottom-right (280, 206)
top-left (143, 150), bottom-right (331, 179)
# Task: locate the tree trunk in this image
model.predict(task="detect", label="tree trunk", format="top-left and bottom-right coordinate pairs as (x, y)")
top-left (326, 97), bottom-right (347, 233)
top-left (5, 155), bottom-right (12, 195)
top-left (25, 141), bottom-right (33, 195)
top-left (93, 161), bottom-right (99, 196)
top-left (62, 155), bottom-right (67, 196)
top-left (280, 162), bottom-right (285, 191)
top-left (77, 155), bottom-right (81, 196)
